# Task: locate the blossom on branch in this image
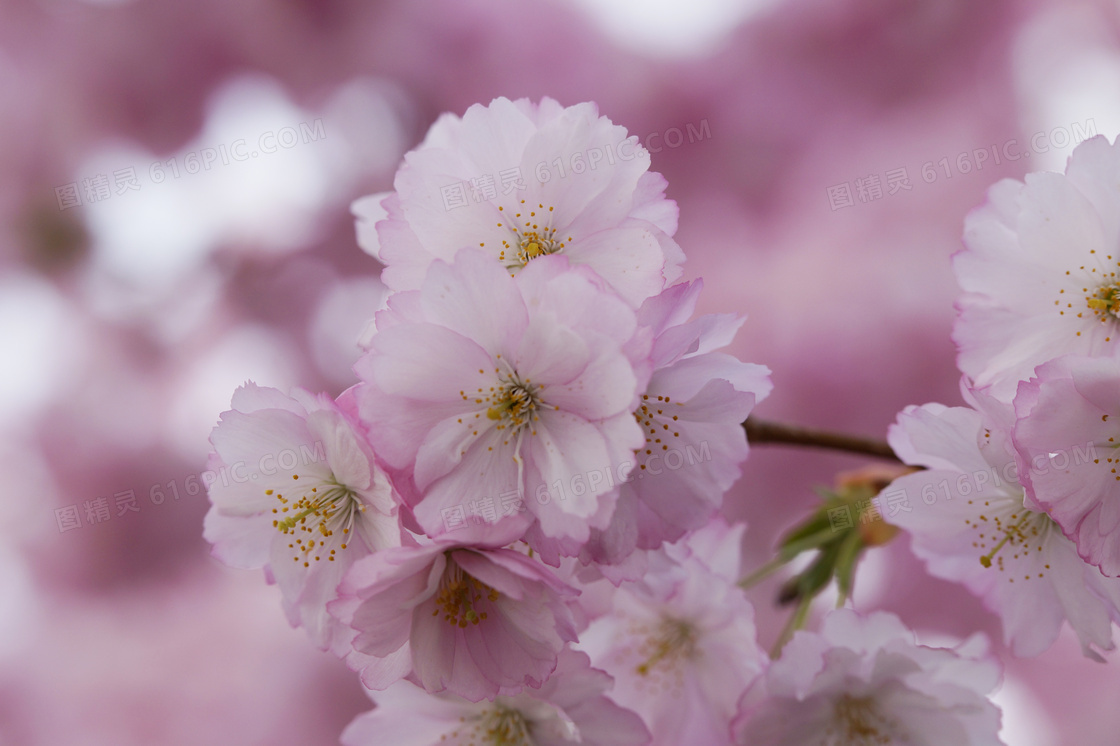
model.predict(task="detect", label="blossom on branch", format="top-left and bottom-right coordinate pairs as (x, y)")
top-left (579, 521), bottom-right (765, 746)
top-left (355, 249), bottom-right (651, 545)
top-left (954, 135), bottom-right (1120, 400)
top-left (330, 524), bottom-right (579, 701)
top-left (582, 280), bottom-right (772, 566)
top-left (1013, 354), bottom-right (1120, 578)
top-left (352, 96), bottom-right (684, 307)
top-left (734, 609), bottom-right (1005, 746)
top-left (340, 649), bottom-right (650, 746)
top-left (885, 391), bottom-right (1120, 658)
top-left (202, 383), bottom-right (400, 653)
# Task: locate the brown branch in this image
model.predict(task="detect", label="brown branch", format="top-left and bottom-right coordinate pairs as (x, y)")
top-left (744, 418), bottom-right (901, 463)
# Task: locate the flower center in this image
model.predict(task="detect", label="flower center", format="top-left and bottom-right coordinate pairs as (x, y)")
top-left (1087, 283), bottom-right (1120, 321)
top-left (434, 556), bottom-right (500, 628)
top-left (269, 477), bottom-right (365, 567)
top-left (492, 201), bottom-right (570, 269)
top-left (964, 493), bottom-right (1054, 579)
top-left (486, 377), bottom-right (542, 430)
top-left (635, 616), bottom-right (698, 677)
top-left (474, 706), bottom-right (534, 746)
top-left (1057, 261), bottom-right (1120, 341)
top-left (830, 695), bottom-right (895, 744)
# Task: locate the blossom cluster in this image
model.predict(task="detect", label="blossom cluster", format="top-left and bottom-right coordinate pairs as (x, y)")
top-left (203, 98), bottom-right (1009, 745)
top-left (884, 135), bottom-right (1120, 660)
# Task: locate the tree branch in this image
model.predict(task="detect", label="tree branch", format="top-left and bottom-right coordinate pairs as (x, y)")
top-left (743, 418), bottom-right (901, 462)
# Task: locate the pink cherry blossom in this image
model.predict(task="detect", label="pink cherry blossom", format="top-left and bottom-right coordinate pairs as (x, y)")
top-left (734, 609), bottom-right (1005, 746)
top-left (329, 524), bottom-right (579, 702)
top-left (1013, 354), bottom-right (1120, 577)
top-left (352, 96), bottom-right (684, 307)
top-left (578, 520), bottom-right (765, 746)
top-left (202, 383), bottom-right (400, 653)
top-left (885, 394), bottom-right (1120, 658)
top-left (582, 281), bottom-right (772, 566)
top-left (340, 649), bottom-right (650, 746)
top-left (954, 135), bottom-right (1120, 400)
top-left (355, 248), bottom-right (651, 545)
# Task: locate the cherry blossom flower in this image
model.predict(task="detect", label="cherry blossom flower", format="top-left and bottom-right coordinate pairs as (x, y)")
top-left (1013, 354), bottom-right (1120, 577)
top-left (352, 96), bottom-right (684, 307)
top-left (582, 280), bottom-right (772, 565)
top-left (202, 383), bottom-right (400, 653)
top-left (355, 248), bottom-right (651, 544)
top-left (885, 392), bottom-right (1120, 658)
top-left (954, 135), bottom-right (1120, 400)
top-left (577, 520), bottom-right (765, 745)
top-left (329, 523), bottom-right (579, 701)
top-left (340, 649), bottom-right (650, 746)
top-left (734, 609), bottom-right (1005, 746)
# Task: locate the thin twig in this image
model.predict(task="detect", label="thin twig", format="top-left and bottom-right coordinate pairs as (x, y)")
top-left (744, 418), bottom-right (901, 463)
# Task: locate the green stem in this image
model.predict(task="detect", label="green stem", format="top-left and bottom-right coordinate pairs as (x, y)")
top-left (770, 595), bottom-right (813, 659)
top-left (738, 556), bottom-right (786, 590)
top-left (778, 526), bottom-right (841, 560)
top-left (833, 527), bottom-right (865, 607)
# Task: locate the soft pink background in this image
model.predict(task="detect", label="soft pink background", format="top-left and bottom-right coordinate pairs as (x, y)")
top-left (2, 0), bottom-right (1117, 743)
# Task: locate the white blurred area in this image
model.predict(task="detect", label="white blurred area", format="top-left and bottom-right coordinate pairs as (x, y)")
top-left (991, 673), bottom-right (1060, 746)
top-left (167, 323), bottom-right (305, 460)
top-left (563, 0), bottom-right (780, 57)
top-left (1013, 3), bottom-right (1120, 171)
top-left (0, 64), bottom-right (417, 746)
top-left (0, 272), bottom-right (88, 433)
top-left (80, 73), bottom-right (408, 314)
top-left (0, 73), bottom-right (410, 462)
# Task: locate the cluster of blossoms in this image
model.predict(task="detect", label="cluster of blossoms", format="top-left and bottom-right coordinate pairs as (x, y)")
top-left (204, 98), bottom-right (1012, 744)
top-left (884, 135), bottom-right (1120, 659)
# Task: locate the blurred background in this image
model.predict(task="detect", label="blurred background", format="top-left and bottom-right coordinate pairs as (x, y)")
top-left (2, 0), bottom-right (1120, 743)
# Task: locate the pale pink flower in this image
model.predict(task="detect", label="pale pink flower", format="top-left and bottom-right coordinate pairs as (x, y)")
top-left (355, 248), bottom-right (651, 544)
top-left (578, 520), bottom-right (765, 746)
top-left (734, 609), bottom-right (1005, 746)
top-left (329, 524), bottom-right (579, 701)
top-left (352, 96), bottom-right (684, 307)
top-left (340, 649), bottom-right (650, 746)
top-left (1013, 354), bottom-right (1120, 577)
top-left (885, 393), bottom-right (1120, 658)
top-left (582, 281), bottom-right (772, 565)
top-left (954, 135), bottom-right (1120, 400)
top-left (202, 383), bottom-right (400, 652)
